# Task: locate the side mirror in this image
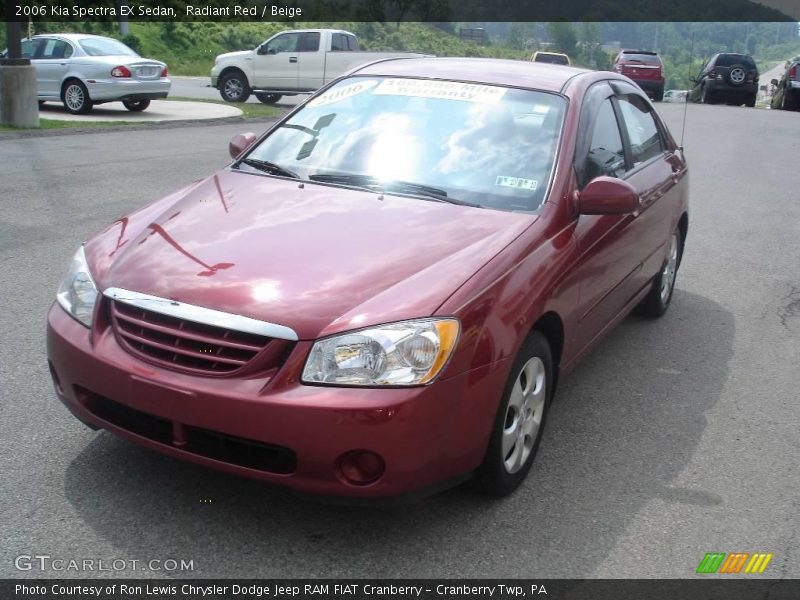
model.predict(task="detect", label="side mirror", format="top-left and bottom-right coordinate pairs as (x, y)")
top-left (257, 44), bottom-right (267, 55)
top-left (760, 85), bottom-right (767, 91)
top-left (229, 132), bottom-right (257, 160)
top-left (771, 78), bottom-right (778, 86)
top-left (578, 177), bottom-right (640, 215)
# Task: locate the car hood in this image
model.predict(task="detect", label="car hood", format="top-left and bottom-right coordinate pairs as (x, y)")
top-left (94, 170), bottom-right (536, 340)
top-left (216, 50), bottom-right (252, 63)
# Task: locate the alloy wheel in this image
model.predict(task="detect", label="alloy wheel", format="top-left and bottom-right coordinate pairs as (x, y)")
top-left (502, 357), bottom-right (547, 474)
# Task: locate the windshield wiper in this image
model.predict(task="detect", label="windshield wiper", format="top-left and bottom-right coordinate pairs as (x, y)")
top-left (238, 158), bottom-right (299, 179)
top-left (309, 173), bottom-right (482, 208)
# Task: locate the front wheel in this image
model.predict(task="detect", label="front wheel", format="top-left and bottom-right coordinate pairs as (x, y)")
top-left (122, 99), bottom-right (150, 112)
top-left (62, 80), bottom-right (93, 114)
top-left (254, 92), bottom-right (282, 105)
top-left (475, 332), bottom-right (552, 497)
top-left (637, 228), bottom-right (682, 318)
top-left (219, 71), bottom-right (251, 103)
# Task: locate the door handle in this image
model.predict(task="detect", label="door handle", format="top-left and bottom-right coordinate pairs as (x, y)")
top-left (289, 56), bottom-right (297, 64)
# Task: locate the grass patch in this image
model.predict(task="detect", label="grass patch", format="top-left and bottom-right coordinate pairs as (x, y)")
top-left (0, 118), bottom-right (144, 131)
top-left (168, 96), bottom-right (283, 118)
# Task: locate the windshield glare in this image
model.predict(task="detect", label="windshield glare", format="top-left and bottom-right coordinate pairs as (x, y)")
top-left (246, 77), bottom-right (566, 212)
top-left (78, 38), bottom-right (138, 57)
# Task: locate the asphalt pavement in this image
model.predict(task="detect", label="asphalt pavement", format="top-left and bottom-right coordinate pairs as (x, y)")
top-left (1, 102), bottom-right (799, 579)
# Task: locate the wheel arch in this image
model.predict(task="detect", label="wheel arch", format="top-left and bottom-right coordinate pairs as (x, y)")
top-left (218, 66), bottom-right (250, 87)
top-left (529, 311), bottom-right (565, 397)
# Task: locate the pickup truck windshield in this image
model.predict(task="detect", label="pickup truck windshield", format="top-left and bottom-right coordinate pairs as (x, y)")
top-left (245, 76), bottom-right (566, 212)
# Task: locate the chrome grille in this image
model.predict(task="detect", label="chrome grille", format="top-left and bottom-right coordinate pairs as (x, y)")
top-left (111, 300), bottom-right (274, 375)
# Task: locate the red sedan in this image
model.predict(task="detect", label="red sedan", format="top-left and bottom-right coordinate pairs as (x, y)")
top-left (47, 58), bottom-right (688, 499)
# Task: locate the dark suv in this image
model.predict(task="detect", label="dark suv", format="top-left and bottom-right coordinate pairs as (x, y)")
top-left (612, 50), bottom-right (665, 101)
top-left (690, 53), bottom-right (759, 107)
top-left (770, 57), bottom-right (799, 111)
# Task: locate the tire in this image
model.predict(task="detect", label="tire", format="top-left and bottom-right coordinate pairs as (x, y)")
top-left (122, 99), bottom-right (151, 112)
top-left (255, 92), bottom-right (282, 105)
top-left (701, 84), bottom-right (715, 105)
top-left (61, 80), bottom-right (93, 114)
top-left (783, 91), bottom-right (798, 111)
top-left (475, 331), bottom-right (553, 497)
top-left (745, 94), bottom-right (756, 108)
top-left (726, 65), bottom-right (747, 87)
top-left (219, 71), bottom-right (251, 103)
top-left (653, 87), bottom-right (664, 102)
top-left (637, 227), bottom-right (682, 318)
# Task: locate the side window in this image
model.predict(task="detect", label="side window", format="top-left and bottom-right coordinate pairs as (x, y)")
top-left (616, 95), bottom-right (664, 166)
top-left (297, 32), bottom-right (320, 52)
top-left (346, 35), bottom-right (359, 51)
top-left (21, 39), bottom-right (43, 59)
top-left (266, 33), bottom-right (299, 54)
top-left (40, 39), bottom-right (73, 60)
top-left (331, 33), bottom-right (346, 51)
top-left (582, 98), bottom-right (626, 188)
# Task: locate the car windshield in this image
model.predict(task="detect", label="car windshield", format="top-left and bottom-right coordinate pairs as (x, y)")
top-left (244, 76), bottom-right (566, 212)
top-left (622, 53), bottom-right (661, 65)
top-left (78, 38), bottom-right (138, 57)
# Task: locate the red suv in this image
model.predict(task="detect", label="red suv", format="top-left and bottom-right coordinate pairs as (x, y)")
top-left (612, 50), bottom-right (665, 101)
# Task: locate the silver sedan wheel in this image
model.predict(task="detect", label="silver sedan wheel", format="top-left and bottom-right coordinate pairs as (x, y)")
top-left (502, 356), bottom-right (547, 474)
top-left (660, 232), bottom-right (679, 304)
top-left (64, 84), bottom-right (85, 111)
top-left (224, 78), bottom-right (244, 100)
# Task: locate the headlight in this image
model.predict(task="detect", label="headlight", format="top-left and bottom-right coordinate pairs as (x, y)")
top-left (302, 318), bottom-right (460, 386)
top-left (56, 246), bottom-right (99, 328)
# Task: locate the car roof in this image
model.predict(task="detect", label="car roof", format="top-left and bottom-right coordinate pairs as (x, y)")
top-left (31, 33), bottom-right (112, 41)
top-left (353, 57), bottom-right (589, 93)
top-left (535, 51), bottom-right (569, 57)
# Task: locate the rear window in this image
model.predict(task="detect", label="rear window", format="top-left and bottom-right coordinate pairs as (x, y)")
top-left (621, 53), bottom-right (661, 65)
top-left (534, 53), bottom-right (569, 65)
top-left (715, 55), bottom-right (756, 69)
top-left (79, 37), bottom-right (137, 57)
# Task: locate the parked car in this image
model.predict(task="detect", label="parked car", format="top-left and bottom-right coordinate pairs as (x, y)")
top-left (1, 34), bottom-right (169, 114)
top-left (769, 57), bottom-right (799, 111)
top-left (531, 51), bottom-right (571, 66)
top-left (612, 50), bottom-right (665, 101)
top-left (48, 58), bottom-right (688, 499)
top-left (211, 28), bottom-right (429, 104)
top-left (663, 89), bottom-right (688, 103)
top-left (689, 53), bottom-right (759, 107)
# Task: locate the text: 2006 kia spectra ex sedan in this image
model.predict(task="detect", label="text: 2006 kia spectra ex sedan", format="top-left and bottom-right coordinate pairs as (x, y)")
top-left (47, 58), bottom-right (688, 499)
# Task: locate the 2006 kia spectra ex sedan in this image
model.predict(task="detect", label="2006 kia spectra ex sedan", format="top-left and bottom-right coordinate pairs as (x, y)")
top-left (47, 58), bottom-right (688, 499)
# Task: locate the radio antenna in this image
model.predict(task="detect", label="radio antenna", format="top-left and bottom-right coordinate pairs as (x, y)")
top-left (679, 28), bottom-right (694, 152)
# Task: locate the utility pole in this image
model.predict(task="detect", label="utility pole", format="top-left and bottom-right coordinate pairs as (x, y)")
top-left (118, 0), bottom-right (129, 37)
top-left (1, 13), bottom-right (40, 127)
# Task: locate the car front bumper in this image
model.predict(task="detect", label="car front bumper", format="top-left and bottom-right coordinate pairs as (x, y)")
top-left (85, 78), bottom-right (171, 102)
top-left (46, 303), bottom-right (507, 499)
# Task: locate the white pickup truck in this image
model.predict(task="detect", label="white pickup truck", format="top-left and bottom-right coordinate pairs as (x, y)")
top-left (210, 29), bottom-right (429, 104)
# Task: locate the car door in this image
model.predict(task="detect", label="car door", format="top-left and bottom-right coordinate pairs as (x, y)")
top-left (34, 37), bottom-right (74, 99)
top-left (611, 81), bottom-right (681, 296)
top-left (254, 32), bottom-right (300, 90)
top-left (571, 82), bottom-right (643, 350)
top-left (296, 32), bottom-right (324, 91)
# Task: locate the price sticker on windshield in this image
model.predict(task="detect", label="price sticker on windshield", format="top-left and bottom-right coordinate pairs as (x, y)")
top-left (373, 79), bottom-right (507, 104)
top-left (307, 80), bottom-right (378, 108)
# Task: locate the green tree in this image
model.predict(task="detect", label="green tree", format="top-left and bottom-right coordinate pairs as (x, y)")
top-left (547, 22), bottom-right (577, 58)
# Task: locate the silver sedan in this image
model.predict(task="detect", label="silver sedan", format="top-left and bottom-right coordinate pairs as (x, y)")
top-left (5, 34), bottom-right (171, 114)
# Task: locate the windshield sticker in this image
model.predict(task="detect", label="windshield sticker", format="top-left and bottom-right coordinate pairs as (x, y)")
top-left (495, 176), bottom-right (538, 191)
top-left (307, 79), bottom-right (377, 108)
top-left (373, 79), bottom-right (507, 104)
